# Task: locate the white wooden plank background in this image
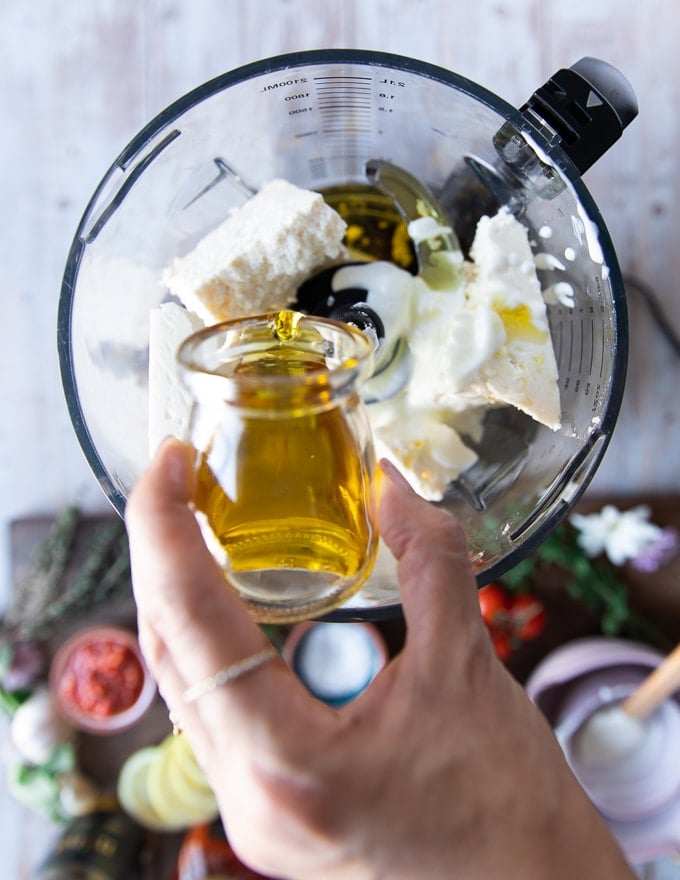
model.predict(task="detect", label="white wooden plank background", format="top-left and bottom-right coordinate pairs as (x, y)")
top-left (1, 1), bottom-right (680, 875)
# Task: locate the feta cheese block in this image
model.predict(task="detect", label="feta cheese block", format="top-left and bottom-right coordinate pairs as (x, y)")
top-left (162, 179), bottom-right (347, 324)
top-left (148, 302), bottom-right (203, 455)
top-left (408, 278), bottom-right (506, 407)
top-left (467, 208), bottom-right (561, 430)
top-left (409, 208), bottom-right (561, 431)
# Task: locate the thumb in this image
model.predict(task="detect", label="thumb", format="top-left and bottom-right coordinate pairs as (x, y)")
top-left (378, 460), bottom-right (485, 663)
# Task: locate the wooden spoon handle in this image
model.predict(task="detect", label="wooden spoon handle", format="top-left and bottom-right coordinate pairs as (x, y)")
top-left (622, 643), bottom-right (680, 719)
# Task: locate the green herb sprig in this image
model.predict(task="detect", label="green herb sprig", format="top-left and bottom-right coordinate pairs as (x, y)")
top-left (3, 509), bottom-right (132, 642)
top-left (500, 524), bottom-right (673, 651)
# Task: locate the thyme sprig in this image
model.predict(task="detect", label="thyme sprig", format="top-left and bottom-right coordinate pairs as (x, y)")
top-left (2, 509), bottom-right (132, 641)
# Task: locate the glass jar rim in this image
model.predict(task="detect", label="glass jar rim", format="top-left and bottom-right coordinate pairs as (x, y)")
top-left (177, 310), bottom-right (375, 399)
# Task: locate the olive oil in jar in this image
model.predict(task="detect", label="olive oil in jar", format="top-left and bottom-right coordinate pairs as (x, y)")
top-left (184, 311), bottom-right (378, 623)
top-left (193, 398), bottom-right (375, 605)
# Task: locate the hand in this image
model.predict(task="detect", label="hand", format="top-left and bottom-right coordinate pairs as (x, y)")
top-left (126, 439), bottom-right (635, 880)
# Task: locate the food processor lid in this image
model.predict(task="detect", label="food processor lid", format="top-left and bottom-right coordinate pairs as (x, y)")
top-left (520, 57), bottom-right (638, 174)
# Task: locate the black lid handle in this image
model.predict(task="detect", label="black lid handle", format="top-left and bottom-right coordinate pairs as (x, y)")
top-left (521, 57), bottom-right (638, 173)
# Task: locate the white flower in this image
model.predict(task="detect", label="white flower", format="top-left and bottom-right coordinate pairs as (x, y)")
top-left (569, 505), bottom-right (664, 566)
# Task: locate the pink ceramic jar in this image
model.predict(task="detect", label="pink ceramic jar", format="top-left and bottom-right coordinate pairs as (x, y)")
top-left (50, 626), bottom-right (156, 735)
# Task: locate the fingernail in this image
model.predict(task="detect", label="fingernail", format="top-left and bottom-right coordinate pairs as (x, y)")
top-left (379, 457), bottom-right (415, 494)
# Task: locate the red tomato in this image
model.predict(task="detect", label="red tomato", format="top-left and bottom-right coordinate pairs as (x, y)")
top-left (477, 583), bottom-right (511, 627)
top-left (490, 630), bottom-right (513, 661)
top-left (510, 595), bottom-right (547, 641)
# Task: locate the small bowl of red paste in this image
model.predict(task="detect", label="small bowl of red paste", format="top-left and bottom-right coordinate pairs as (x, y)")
top-left (50, 626), bottom-right (156, 734)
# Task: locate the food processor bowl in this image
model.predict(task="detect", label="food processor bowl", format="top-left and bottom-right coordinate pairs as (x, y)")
top-left (58, 50), bottom-right (636, 619)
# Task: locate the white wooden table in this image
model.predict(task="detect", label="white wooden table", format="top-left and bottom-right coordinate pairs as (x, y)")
top-left (1, 1), bottom-right (680, 875)
top-left (3, 0), bottom-right (680, 603)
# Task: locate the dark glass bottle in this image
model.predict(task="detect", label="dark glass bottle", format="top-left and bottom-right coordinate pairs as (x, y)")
top-left (33, 807), bottom-right (145, 880)
top-left (174, 820), bottom-right (275, 880)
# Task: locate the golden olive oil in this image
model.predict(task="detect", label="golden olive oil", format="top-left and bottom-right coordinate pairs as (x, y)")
top-left (495, 303), bottom-right (548, 344)
top-left (189, 313), bottom-right (377, 621)
top-left (320, 184), bottom-right (417, 270)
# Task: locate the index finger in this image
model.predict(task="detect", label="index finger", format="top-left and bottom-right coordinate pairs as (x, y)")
top-left (125, 439), bottom-right (322, 741)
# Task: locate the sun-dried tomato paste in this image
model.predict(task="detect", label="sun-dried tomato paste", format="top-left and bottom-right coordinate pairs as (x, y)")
top-left (57, 639), bottom-right (145, 718)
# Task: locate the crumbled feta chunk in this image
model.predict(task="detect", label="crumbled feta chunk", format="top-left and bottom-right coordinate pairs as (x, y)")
top-left (372, 405), bottom-right (478, 501)
top-left (467, 208), bottom-right (561, 430)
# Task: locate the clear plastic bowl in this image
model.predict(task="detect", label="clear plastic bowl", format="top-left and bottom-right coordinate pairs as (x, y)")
top-left (58, 50), bottom-right (628, 619)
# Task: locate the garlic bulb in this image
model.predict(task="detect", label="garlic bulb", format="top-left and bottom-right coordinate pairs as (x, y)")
top-left (58, 771), bottom-right (101, 816)
top-left (10, 687), bottom-right (73, 766)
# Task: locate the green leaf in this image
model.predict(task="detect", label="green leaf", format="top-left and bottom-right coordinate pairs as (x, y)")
top-left (499, 558), bottom-right (534, 592)
top-left (44, 742), bottom-right (76, 775)
top-left (507, 520), bottom-right (672, 651)
top-left (7, 761), bottom-right (60, 814)
top-left (0, 687), bottom-right (30, 716)
top-left (0, 642), bottom-right (12, 677)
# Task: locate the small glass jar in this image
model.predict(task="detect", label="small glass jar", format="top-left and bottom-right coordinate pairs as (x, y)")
top-left (178, 310), bottom-right (378, 623)
top-left (284, 621), bottom-right (388, 707)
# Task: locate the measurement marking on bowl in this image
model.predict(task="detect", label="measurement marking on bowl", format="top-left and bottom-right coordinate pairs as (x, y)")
top-left (314, 76), bottom-right (372, 81)
top-left (588, 321), bottom-right (595, 376)
top-left (319, 106), bottom-right (372, 113)
top-left (317, 88), bottom-right (371, 95)
top-left (318, 99), bottom-right (372, 106)
top-left (315, 77), bottom-right (373, 105)
top-left (556, 322), bottom-right (564, 365)
top-left (596, 319), bottom-right (609, 380)
top-left (321, 118), bottom-right (373, 126)
top-left (567, 322), bottom-right (575, 373)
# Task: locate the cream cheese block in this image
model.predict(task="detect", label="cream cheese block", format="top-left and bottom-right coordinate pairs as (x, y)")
top-left (162, 179), bottom-right (347, 324)
top-left (408, 276), bottom-right (506, 407)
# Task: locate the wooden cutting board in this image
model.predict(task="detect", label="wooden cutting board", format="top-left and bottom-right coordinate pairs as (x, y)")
top-left (7, 514), bottom-right (182, 878)
top-left (6, 498), bottom-right (680, 876)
